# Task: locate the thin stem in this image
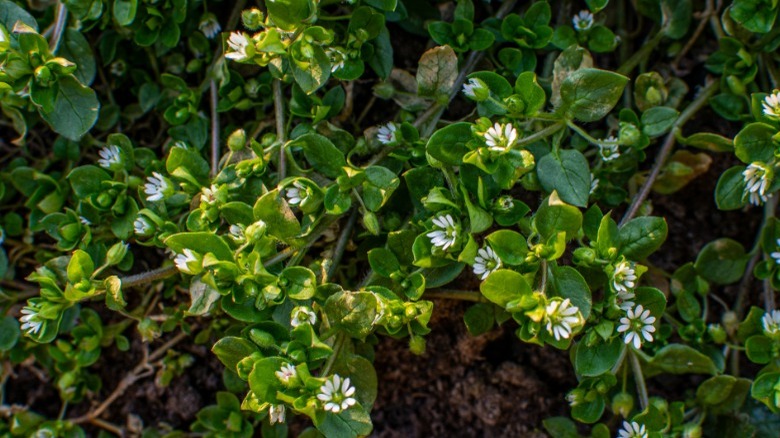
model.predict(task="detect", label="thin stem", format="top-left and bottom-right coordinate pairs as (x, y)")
top-left (321, 332), bottom-right (346, 376)
top-left (629, 349), bottom-right (649, 410)
top-left (620, 79), bottom-right (719, 226)
top-left (424, 289), bottom-right (482, 302)
top-left (273, 80), bottom-right (287, 181)
top-left (326, 209), bottom-right (358, 281)
top-left (209, 80), bottom-right (220, 177)
top-left (617, 31), bottom-right (664, 76)
top-left (763, 196), bottom-right (777, 310)
top-left (566, 120), bottom-right (610, 146)
top-left (121, 265), bottom-right (179, 289)
top-left (49, 2), bottom-right (68, 52)
top-left (513, 122), bottom-right (566, 149)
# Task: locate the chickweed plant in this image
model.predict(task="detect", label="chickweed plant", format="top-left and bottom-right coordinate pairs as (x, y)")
top-left (1, 0), bottom-right (780, 436)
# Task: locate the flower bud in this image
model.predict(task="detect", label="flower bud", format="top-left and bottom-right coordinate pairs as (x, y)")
top-left (726, 75), bottom-right (746, 95)
top-left (573, 247), bottom-right (597, 265)
top-left (362, 211), bottom-right (381, 236)
top-left (682, 424), bottom-right (702, 438)
top-left (249, 329), bottom-right (276, 348)
top-left (34, 66), bottom-right (53, 86)
top-left (462, 77), bottom-right (490, 102)
top-left (373, 82), bottom-right (395, 99)
top-left (644, 86), bottom-right (664, 107)
top-left (227, 129), bottom-right (247, 151)
top-left (241, 8), bottom-right (265, 30)
top-left (245, 220), bottom-right (268, 242)
top-left (409, 335), bottom-right (426, 355)
top-left (707, 323), bottom-right (727, 344)
top-left (619, 122), bottom-right (641, 146)
top-left (106, 241), bottom-right (129, 266)
top-left (504, 94), bottom-right (527, 114)
top-left (611, 392), bottom-right (634, 417)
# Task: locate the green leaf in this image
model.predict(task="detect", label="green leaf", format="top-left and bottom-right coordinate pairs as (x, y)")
top-left (315, 404), bottom-right (373, 438)
top-left (641, 106), bottom-right (678, 137)
top-left (745, 335), bottom-right (773, 364)
top-left (426, 122), bottom-right (471, 165)
top-left (479, 269), bottom-right (531, 307)
top-left (38, 76), bottom-right (99, 140)
top-left (485, 230), bottom-right (527, 265)
top-left (543, 417), bottom-right (580, 438)
top-left (248, 357), bottom-right (286, 403)
top-left (619, 216), bottom-right (668, 260)
top-left (292, 46), bottom-right (331, 94)
top-left (534, 192), bottom-right (583, 241)
top-left (696, 375), bottom-right (751, 413)
top-left (646, 344), bottom-right (719, 376)
top-left (694, 238), bottom-right (748, 285)
top-left (573, 338), bottom-right (624, 377)
top-left (289, 133), bottom-right (346, 179)
top-left (281, 266), bottom-right (317, 300)
top-left (463, 303), bottom-right (495, 336)
top-left (113, 0), bottom-right (137, 25)
top-left (323, 290), bottom-right (378, 339)
top-left (212, 337), bottom-right (260, 372)
top-left (0, 0), bottom-right (38, 33)
top-left (266, 0), bottom-right (313, 31)
top-left (715, 166), bottom-right (748, 211)
top-left (67, 165), bottom-right (111, 198)
top-left (57, 29), bottom-right (96, 86)
top-left (730, 0), bottom-right (777, 33)
top-left (164, 232), bottom-right (233, 261)
top-left (253, 190), bottom-right (302, 242)
top-left (558, 68), bottom-right (629, 122)
top-left (0, 316), bottom-right (20, 351)
top-left (733, 123), bottom-right (776, 164)
top-left (367, 248), bottom-right (400, 277)
top-left (660, 0), bottom-right (692, 39)
top-left (536, 149), bottom-right (591, 208)
top-left (416, 45), bottom-right (458, 99)
top-left (188, 279), bottom-right (222, 315)
top-left (67, 249), bottom-right (94, 283)
top-left (549, 265), bottom-right (592, 319)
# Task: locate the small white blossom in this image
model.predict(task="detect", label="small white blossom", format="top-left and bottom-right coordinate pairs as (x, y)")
top-left (770, 238), bottom-right (780, 264)
top-left (617, 421), bottom-right (648, 438)
top-left (377, 123), bottom-right (398, 145)
top-left (317, 374), bottom-right (357, 413)
top-left (199, 13), bottom-right (221, 39)
top-left (229, 224), bottom-right (245, 241)
top-left (473, 246), bottom-right (501, 280)
top-left (144, 172), bottom-right (170, 202)
top-left (326, 47), bottom-right (347, 72)
top-left (201, 184), bottom-right (218, 205)
top-left (225, 32), bottom-right (250, 61)
top-left (762, 91), bottom-right (780, 119)
top-left (598, 136), bottom-right (620, 161)
top-left (285, 181), bottom-right (308, 206)
top-left (79, 216), bottom-right (91, 226)
top-left (617, 289), bottom-right (635, 312)
top-left (291, 306), bottom-right (316, 327)
top-left (275, 363), bottom-right (297, 383)
top-left (110, 60), bottom-right (126, 77)
top-left (617, 305), bottom-right (656, 349)
top-left (269, 405), bottom-right (285, 424)
top-left (611, 260), bottom-right (637, 294)
top-left (19, 303), bottom-right (43, 335)
top-left (134, 216), bottom-right (153, 236)
top-left (762, 309), bottom-right (780, 337)
top-left (462, 78), bottom-right (487, 100)
top-left (426, 214), bottom-right (458, 251)
top-left (743, 162), bottom-right (771, 206)
top-left (590, 178), bottom-right (600, 195)
top-left (173, 248), bottom-right (199, 274)
top-left (483, 122), bottom-right (518, 152)
top-left (97, 145), bottom-right (122, 169)
top-left (572, 10), bottom-right (594, 31)
top-left (545, 298), bottom-right (580, 341)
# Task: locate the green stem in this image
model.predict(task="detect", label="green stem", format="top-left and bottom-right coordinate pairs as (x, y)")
top-left (619, 79), bottom-right (719, 226)
top-left (317, 14), bottom-right (352, 20)
top-left (512, 122), bottom-right (565, 149)
top-left (321, 332), bottom-right (346, 376)
top-left (210, 80), bottom-right (220, 177)
top-left (326, 209), bottom-right (358, 281)
top-left (273, 80), bottom-right (287, 182)
top-left (617, 31), bottom-right (664, 76)
top-left (121, 265), bottom-right (179, 289)
top-left (424, 289), bottom-right (482, 302)
top-left (566, 120), bottom-right (612, 146)
top-left (629, 349), bottom-right (649, 410)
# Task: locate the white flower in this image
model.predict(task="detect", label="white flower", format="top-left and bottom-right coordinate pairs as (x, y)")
top-left (377, 123), bottom-right (398, 145)
top-left (317, 374), bottom-right (357, 413)
top-left (617, 305), bottom-right (656, 349)
top-left (144, 172), bottom-right (170, 202)
top-left (483, 122), bottom-right (518, 152)
top-left (326, 47), bottom-right (347, 72)
top-left (616, 289), bottom-right (635, 312)
top-left (590, 178), bottom-right (600, 195)
top-left (598, 136), bottom-right (620, 161)
top-left (275, 363), bottom-right (297, 383)
top-left (771, 238), bottom-right (780, 264)
top-left (761, 309), bottom-right (780, 337)
top-left (285, 181), bottom-right (307, 206)
top-left (173, 248), bottom-right (199, 274)
top-left (229, 224), bottom-right (245, 241)
top-left (201, 184), bottom-right (218, 205)
top-left (462, 78), bottom-right (479, 99)
top-left (426, 214), bottom-right (459, 251)
top-left (97, 145), bottom-right (122, 169)
top-left (269, 405), bottom-right (285, 424)
top-left (19, 303), bottom-right (43, 335)
top-left (225, 32), bottom-right (250, 61)
top-left (762, 91), bottom-right (780, 119)
top-left (572, 10), bottom-right (594, 31)
top-left (199, 13), bottom-right (221, 39)
top-left (617, 421), bottom-right (648, 438)
top-left (134, 216), bottom-right (153, 236)
top-left (473, 246), bottom-right (501, 280)
top-left (79, 216), bottom-right (91, 226)
top-left (291, 306), bottom-right (316, 327)
top-left (743, 162), bottom-right (771, 206)
top-left (545, 298), bottom-right (580, 341)
top-left (611, 260), bottom-right (637, 294)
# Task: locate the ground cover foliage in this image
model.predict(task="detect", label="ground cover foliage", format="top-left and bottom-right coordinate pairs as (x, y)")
top-left (2, 0), bottom-right (780, 436)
